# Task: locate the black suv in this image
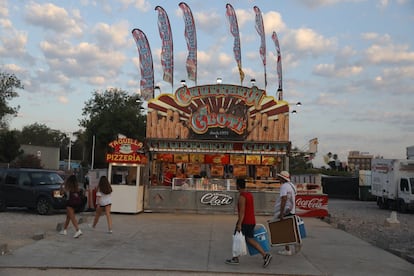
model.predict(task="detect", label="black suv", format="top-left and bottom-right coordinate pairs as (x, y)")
top-left (0, 168), bottom-right (83, 215)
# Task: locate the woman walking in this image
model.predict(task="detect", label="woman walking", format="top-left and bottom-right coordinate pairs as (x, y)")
top-left (60, 175), bottom-right (83, 238)
top-left (90, 176), bottom-right (113, 233)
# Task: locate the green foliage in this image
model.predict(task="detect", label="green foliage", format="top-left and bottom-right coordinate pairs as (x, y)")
top-left (0, 71), bottom-right (23, 128)
top-left (0, 130), bottom-right (22, 163)
top-left (19, 123), bottom-right (67, 147)
top-left (79, 88), bottom-right (146, 167)
top-left (11, 154), bottom-right (43, 168)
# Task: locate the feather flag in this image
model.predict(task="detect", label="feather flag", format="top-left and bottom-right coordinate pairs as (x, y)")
top-left (226, 3), bottom-right (244, 85)
top-left (179, 2), bottom-right (197, 83)
top-left (272, 31), bottom-right (283, 94)
top-left (254, 6), bottom-right (267, 88)
top-left (155, 6), bottom-right (174, 86)
top-left (131, 28), bottom-right (154, 101)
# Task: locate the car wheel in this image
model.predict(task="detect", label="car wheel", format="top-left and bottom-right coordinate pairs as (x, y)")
top-left (0, 197), bottom-right (6, 212)
top-left (37, 198), bottom-right (52, 215)
top-left (397, 199), bottom-right (407, 213)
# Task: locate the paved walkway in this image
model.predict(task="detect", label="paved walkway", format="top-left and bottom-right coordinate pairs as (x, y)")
top-left (0, 213), bottom-right (413, 276)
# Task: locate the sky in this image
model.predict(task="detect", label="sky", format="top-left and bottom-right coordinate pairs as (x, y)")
top-left (1, 0), bottom-right (413, 167)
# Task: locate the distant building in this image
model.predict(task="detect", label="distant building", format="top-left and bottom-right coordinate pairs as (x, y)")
top-left (347, 151), bottom-right (373, 171)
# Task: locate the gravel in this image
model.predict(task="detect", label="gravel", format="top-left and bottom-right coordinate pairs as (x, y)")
top-left (324, 199), bottom-right (414, 264)
top-left (1, 200), bottom-right (413, 264)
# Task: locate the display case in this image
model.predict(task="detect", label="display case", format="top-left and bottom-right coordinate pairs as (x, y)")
top-left (171, 177), bottom-right (236, 191)
top-left (172, 178), bottom-right (195, 190)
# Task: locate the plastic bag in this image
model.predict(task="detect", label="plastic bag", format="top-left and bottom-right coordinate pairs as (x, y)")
top-left (232, 231), bottom-right (247, 257)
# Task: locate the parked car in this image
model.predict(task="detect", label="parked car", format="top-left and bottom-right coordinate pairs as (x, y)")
top-left (0, 168), bottom-right (86, 215)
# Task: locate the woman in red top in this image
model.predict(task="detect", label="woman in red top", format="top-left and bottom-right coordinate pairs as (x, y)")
top-left (225, 178), bottom-right (272, 268)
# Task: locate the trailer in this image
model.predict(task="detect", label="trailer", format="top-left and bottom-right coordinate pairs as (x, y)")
top-left (371, 159), bottom-right (414, 212)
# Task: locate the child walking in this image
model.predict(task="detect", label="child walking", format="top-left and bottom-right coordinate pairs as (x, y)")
top-left (60, 175), bottom-right (83, 238)
top-left (90, 176), bottom-right (113, 233)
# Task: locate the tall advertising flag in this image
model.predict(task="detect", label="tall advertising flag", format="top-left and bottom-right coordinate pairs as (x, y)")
top-left (226, 3), bottom-right (244, 85)
top-left (254, 6), bottom-right (267, 88)
top-left (132, 29), bottom-right (154, 101)
top-left (272, 31), bottom-right (283, 97)
top-left (155, 6), bottom-right (174, 87)
top-left (179, 2), bottom-right (197, 84)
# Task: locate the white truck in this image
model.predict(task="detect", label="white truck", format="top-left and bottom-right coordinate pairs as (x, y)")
top-left (371, 159), bottom-right (414, 212)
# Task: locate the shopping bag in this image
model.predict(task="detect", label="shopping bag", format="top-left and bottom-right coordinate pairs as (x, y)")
top-left (232, 231), bottom-right (247, 257)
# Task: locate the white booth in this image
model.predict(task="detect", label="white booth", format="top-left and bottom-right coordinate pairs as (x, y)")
top-left (106, 137), bottom-right (148, 214)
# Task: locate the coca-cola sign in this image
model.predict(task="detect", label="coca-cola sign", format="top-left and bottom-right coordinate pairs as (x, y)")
top-left (295, 195), bottom-right (329, 217)
top-left (200, 193), bottom-right (233, 206)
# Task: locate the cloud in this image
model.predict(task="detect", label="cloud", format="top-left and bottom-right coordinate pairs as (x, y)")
top-left (263, 11), bottom-right (286, 34)
top-left (296, 0), bottom-right (364, 9)
top-left (92, 20), bottom-right (131, 49)
top-left (313, 63), bottom-right (363, 77)
top-left (314, 93), bottom-right (346, 106)
top-left (283, 28), bottom-right (337, 56)
top-left (58, 95), bottom-right (69, 104)
top-left (118, 0), bottom-right (151, 12)
top-left (24, 2), bottom-right (83, 37)
top-left (0, 30), bottom-right (30, 60)
top-left (196, 11), bottom-right (222, 33)
top-left (365, 44), bottom-right (414, 64)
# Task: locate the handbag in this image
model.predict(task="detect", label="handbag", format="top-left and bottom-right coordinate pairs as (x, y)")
top-left (232, 231), bottom-right (247, 257)
top-left (68, 192), bottom-right (82, 207)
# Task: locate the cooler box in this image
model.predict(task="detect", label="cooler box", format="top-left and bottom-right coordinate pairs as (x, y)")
top-left (247, 224), bottom-right (270, 255)
top-left (297, 216), bottom-right (306, 238)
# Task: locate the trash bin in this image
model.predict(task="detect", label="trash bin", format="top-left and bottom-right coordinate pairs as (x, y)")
top-left (247, 224), bottom-right (270, 255)
top-left (359, 186), bottom-right (371, 201)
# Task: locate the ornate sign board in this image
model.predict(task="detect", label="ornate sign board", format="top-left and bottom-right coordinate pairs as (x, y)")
top-left (147, 84), bottom-right (290, 142)
top-left (106, 137), bottom-right (148, 164)
top-left (147, 139), bottom-right (291, 155)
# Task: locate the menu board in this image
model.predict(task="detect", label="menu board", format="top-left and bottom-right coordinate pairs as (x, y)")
top-left (233, 165), bottom-right (248, 177)
top-left (246, 155), bottom-right (261, 165)
top-left (174, 154), bottom-right (189, 163)
top-left (157, 153), bottom-right (173, 162)
top-left (186, 163), bottom-right (201, 175)
top-left (210, 165), bottom-right (224, 177)
top-left (189, 154), bottom-right (204, 163)
top-left (205, 154), bottom-right (230, 164)
top-left (262, 156), bottom-right (278, 165)
top-left (230, 154), bottom-right (245, 164)
top-left (256, 166), bottom-right (270, 177)
top-left (163, 163), bottom-right (177, 173)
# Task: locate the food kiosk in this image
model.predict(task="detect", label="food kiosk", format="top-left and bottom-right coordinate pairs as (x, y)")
top-left (143, 83), bottom-right (293, 214)
top-left (106, 137), bottom-right (148, 213)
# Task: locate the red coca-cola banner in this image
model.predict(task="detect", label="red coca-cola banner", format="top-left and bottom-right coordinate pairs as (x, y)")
top-left (295, 194), bottom-right (328, 218)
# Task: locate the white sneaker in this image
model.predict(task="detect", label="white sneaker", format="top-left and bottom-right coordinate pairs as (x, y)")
top-left (73, 229), bottom-right (82, 238)
top-left (108, 230), bottom-right (113, 234)
top-left (277, 249), bottom-right (292, 256)
top-left (59, 229), bottom-right (67, 235)
top-left (88, 223), bottom-right (95, 229)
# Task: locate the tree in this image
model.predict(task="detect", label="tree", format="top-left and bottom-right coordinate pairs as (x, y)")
top-left (0, 130), bottom-right (22, 163)
top-left (11, 154), bottom-right (42, 168)
top-left (80, 88), bottom-right (146, 168)
top-left (0, 71), bottom-right (23, 129)
top-left (19, 123), bottom-right (67, 147)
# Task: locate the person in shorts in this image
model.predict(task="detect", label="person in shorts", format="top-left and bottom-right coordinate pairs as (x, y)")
top-left (89, 176), bottom-right (113, 233)
top-left (225, 178), bottom-right (272, 268)
top-left (59, 175), bottom-right (83, 238)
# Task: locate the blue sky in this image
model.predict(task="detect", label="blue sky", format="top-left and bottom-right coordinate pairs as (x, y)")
top-left (1, 0), bottom-right (413, 167)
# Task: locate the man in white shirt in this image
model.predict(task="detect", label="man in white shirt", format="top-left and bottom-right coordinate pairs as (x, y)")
top-left (273, 170), bottom-right (297, 255)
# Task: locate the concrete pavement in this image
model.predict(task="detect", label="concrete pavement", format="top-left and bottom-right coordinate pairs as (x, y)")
top-left (0, 212), bottom-right (413, 276)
